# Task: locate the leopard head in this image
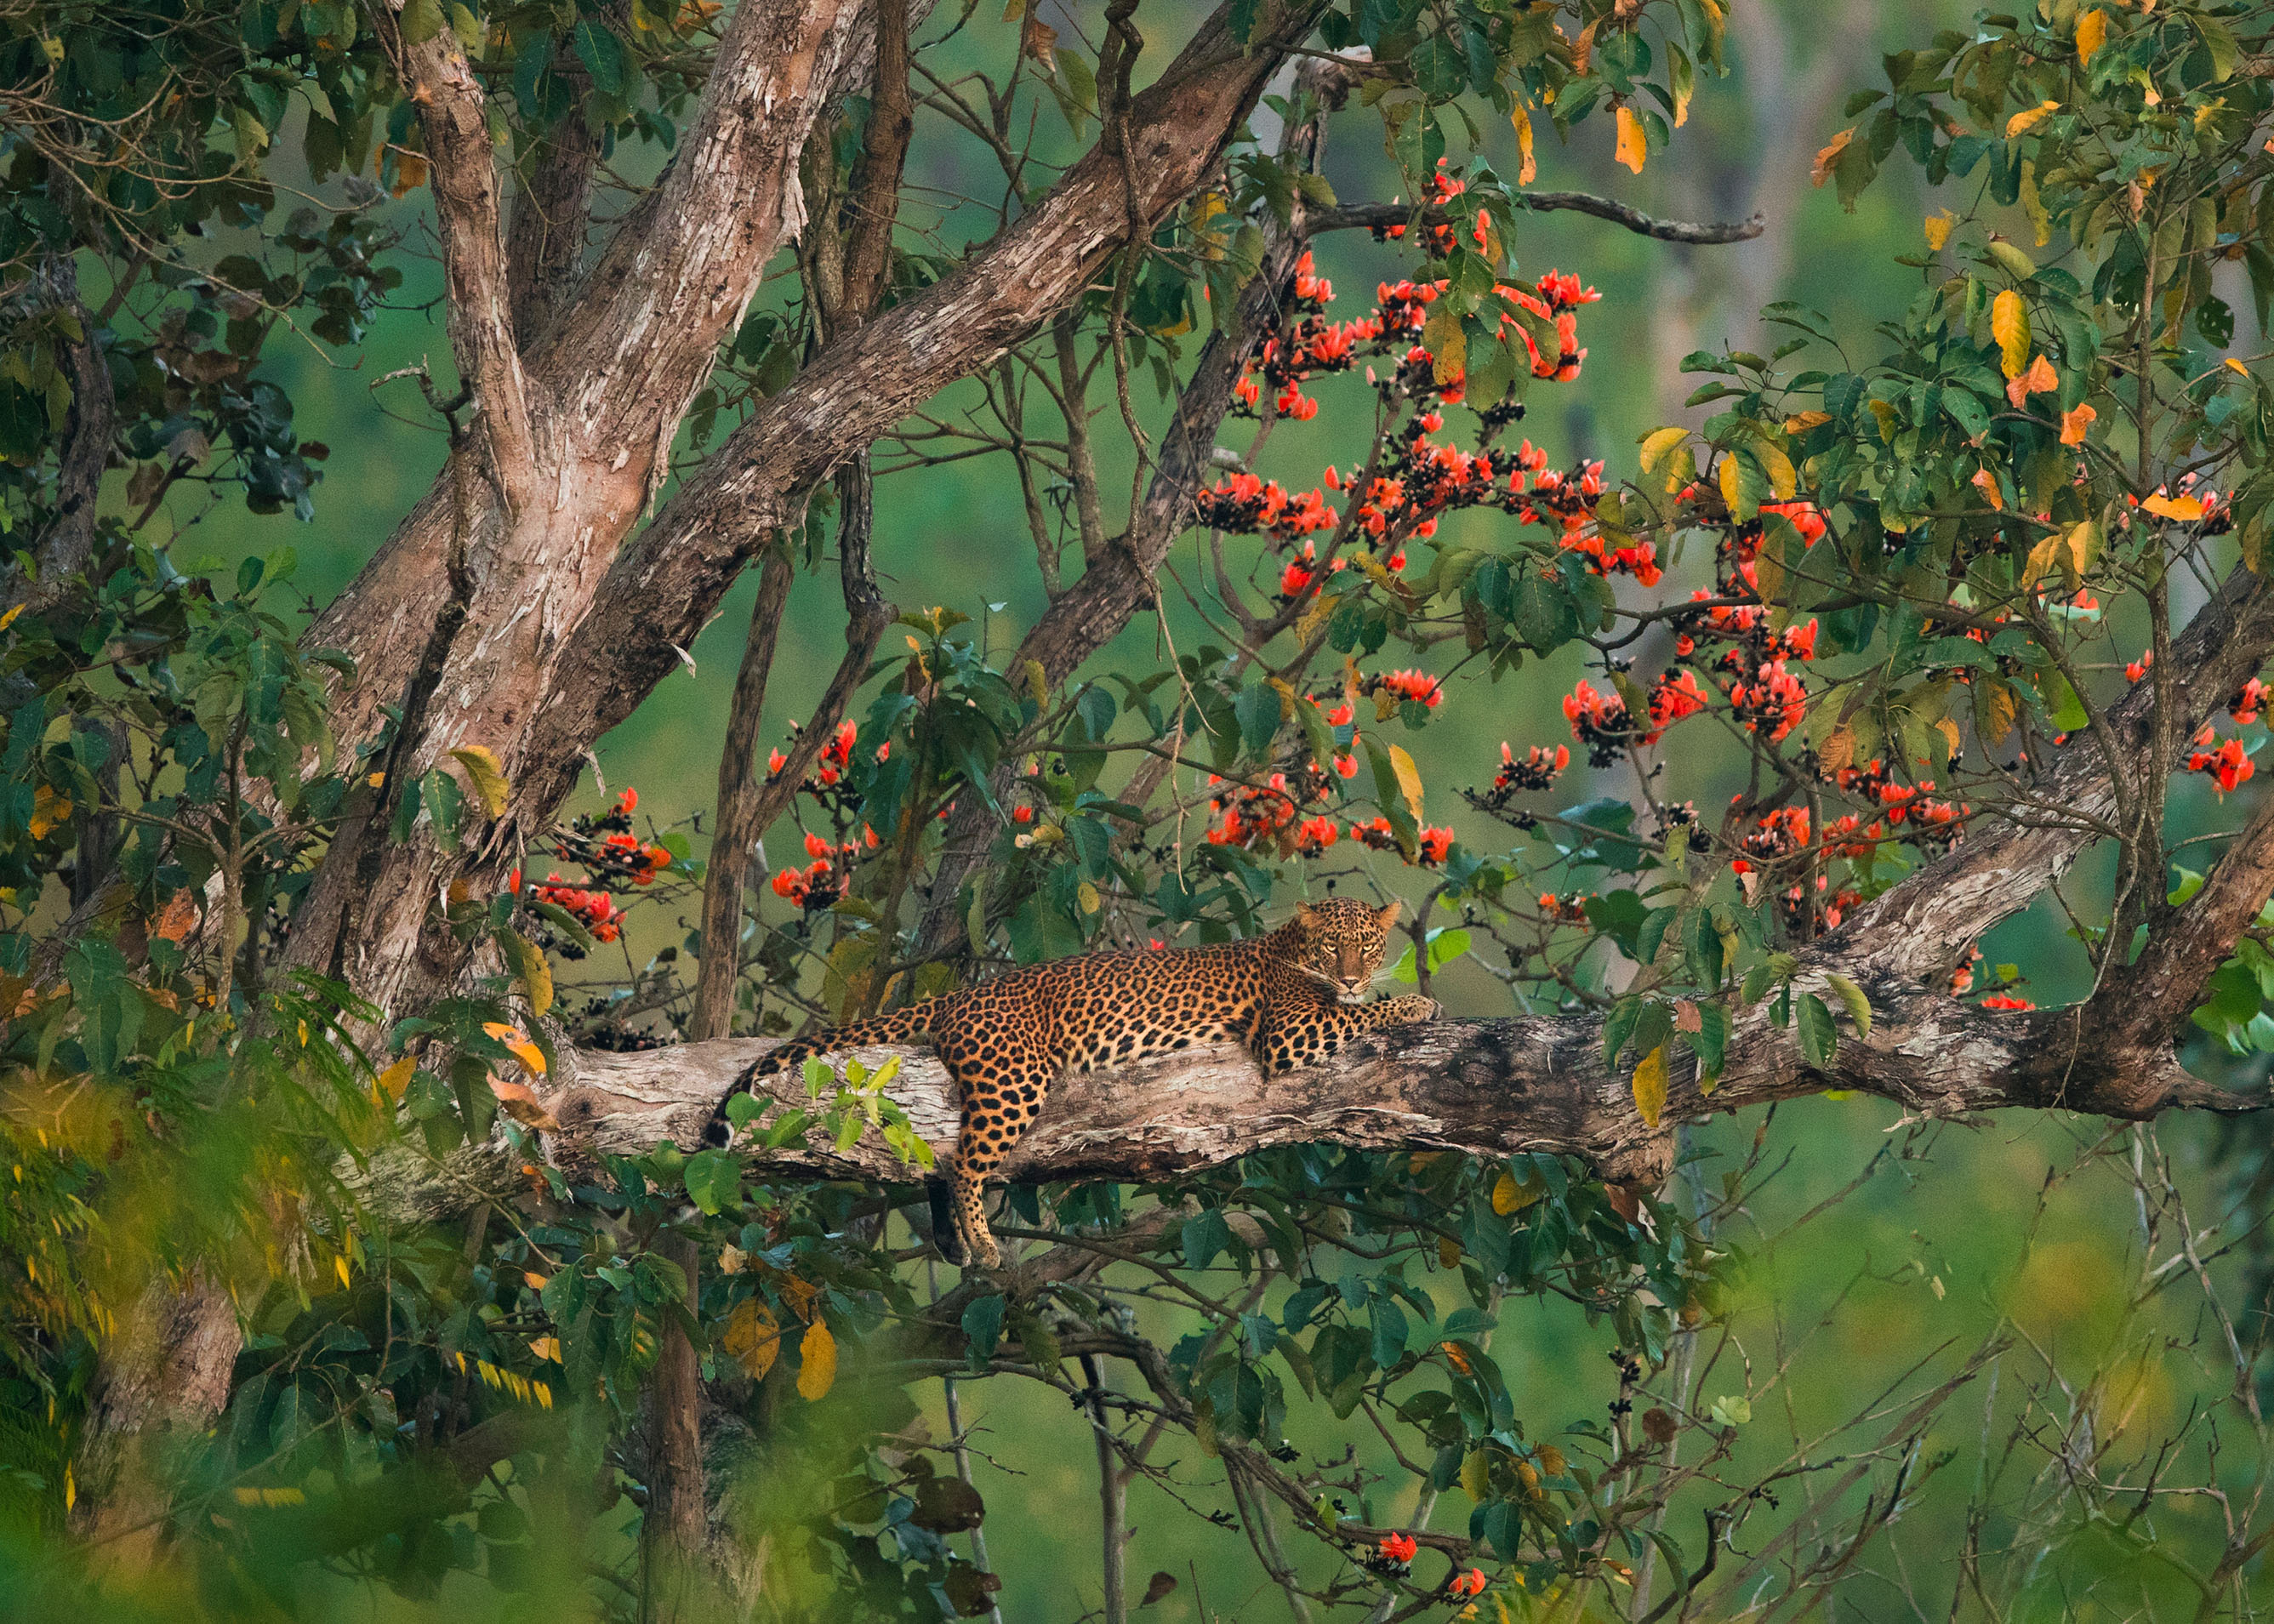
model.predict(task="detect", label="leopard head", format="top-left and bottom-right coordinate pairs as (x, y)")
top-left (1285, 897), bottom-right (1403, 1004)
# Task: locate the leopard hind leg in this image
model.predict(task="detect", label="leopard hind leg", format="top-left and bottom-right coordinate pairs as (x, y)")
top-left (942, 1044), bottom-right (1057, 1270)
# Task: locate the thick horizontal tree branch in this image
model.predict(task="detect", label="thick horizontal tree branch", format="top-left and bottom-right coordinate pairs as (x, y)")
top-left (1311, 197), bottom-right (1767, 246)
top-left (349, 960), bottom-right (2263, 1229)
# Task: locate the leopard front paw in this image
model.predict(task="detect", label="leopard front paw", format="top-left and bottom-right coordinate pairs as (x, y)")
top-left (1380, 994), bottom-right (1441, 1023)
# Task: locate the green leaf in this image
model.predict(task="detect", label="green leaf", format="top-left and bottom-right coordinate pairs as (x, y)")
top-left (683, 1148), bottom-right (739, 1215)
top-left (1823, 973), bottom-right (1872, 1040)
top-left (572, 19), bottom-right (627, 94)
top-left (1796, 992), bottom-right (1838, 1070)
top-left (401, 0), bottom-right (446, 44)
top-left (1234, 682), bottom-right (1281, 759)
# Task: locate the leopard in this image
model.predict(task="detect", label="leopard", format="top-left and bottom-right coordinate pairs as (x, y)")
top-left (710, 897), bottom-right (1440, 1268)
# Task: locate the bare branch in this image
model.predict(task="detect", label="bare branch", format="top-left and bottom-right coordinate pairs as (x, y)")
top-left (1312, 197), bottom-right (1767, 247)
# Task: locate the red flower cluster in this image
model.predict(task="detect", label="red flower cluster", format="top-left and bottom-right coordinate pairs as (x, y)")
top-left (1980, 993), bottom-right (2036, 1011)
top-left (1377, 1532), bottom-right (1419, 1566)
top-left (1727, 659), bottom-right (1808, 742)
top-left (1487, 742), bottom-right (1569, 803)
top-left (1731, 806), bottom-right (1810, 874)
top-left (1417, 825), bottom-right (1454, 865)
top-left (766, 719), bottom-right (886, 790)
top-left (2188, 727), bottom-right (2256, 794)
top-left (1446, 1569), bottom-right (1489, 1598)
top-left (2229, 676), bottom-right (2269, 724)
top-left (527, 875), bottom-right (625, 943)
top-left (1375, 668), bottom-right (1444, 709)
top-left (1205, 766), bottom-right (1337, 853)
top-left (1496, 268), bottom-right (1599, 382)
top-left (1562, 678), bottom-right (1633, 766)
top-left (1646, 670), bottom-right (1709, 739)
top-left (1196, 471), bottom-right (1338, 544)
top-left (1537, 891), bottom-right (1594, 921)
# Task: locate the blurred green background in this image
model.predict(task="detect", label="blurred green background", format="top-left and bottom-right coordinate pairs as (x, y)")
top-left (124, 0), bottom-right (2274, 1613)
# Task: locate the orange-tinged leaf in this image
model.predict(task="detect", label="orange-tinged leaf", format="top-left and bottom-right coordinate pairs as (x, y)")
top-left (0, 604), bottom-right (20, 634)
top-left (2004, 352), bottom-right (2057, 407)
top-left (1923, 211), bottom-right (1955, 251)
top-left (375, 1056), bottom-right (415, 1103)
top-left (27, 787), bottom-right (70, 840)
top-left (488, 1073), bottom-right (560, 1132)
top-left (1511, 102), bottom-right (1536, 185)
top-left (1614, 106), bottom-right (1647, 174)
top-left (1970, 468), bottom-right (2004, 510)
top-left (2076, 9), bottom-right (2107, 63)
top-left (528, 1336), bottom-right (561, 1362)
top-left (152, 890), bottom-right (198, 943)
top-left (1632, 1045), bottom-right (1668, 1129)
top-left (1810, 128), bottom-right (1854, 187)
top-left (2143, 493), bottom-right (2206, 521)
top-left (1992, 289), bottom-right (2031, 378)
top-left (2060, 402), bottom-right (2097, 444)
top-left (797, 1319), bottom-right (837, 1400)
top-left (2004, 100), bottom-right (2060, 140)
top-left (723, 1299), bottom-right (782, 1381)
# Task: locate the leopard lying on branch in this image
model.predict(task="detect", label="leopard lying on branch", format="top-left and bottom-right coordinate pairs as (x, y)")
top-left (710, 897), bottom-right (1442, 1267)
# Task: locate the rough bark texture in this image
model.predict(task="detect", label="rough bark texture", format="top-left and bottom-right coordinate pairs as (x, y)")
top-left (69, 1268), bottom-right (242, 1558)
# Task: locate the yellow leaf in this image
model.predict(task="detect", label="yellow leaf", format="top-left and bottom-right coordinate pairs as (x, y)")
top-left (1639, 425), bottom-right (1692, 493)
top-left (1923, 210), bottom-right (1956, 251)
top-left (1810, 127), bottom-right (1854, 187)
top-left (447, 745), bottom-right (510, 817)
top-left (2065, 518), bottom-right (2100, 575)
top-left (528, 1336), bottom-right (561, 1362)
top-left (2077, 8), bottom-right (2106, 63)
top-left (334, 1253), bottom-right (351, 1289)
top-left (62, 1465), bottom-right (71, 1513)
top-left (1992, 289), bottom-right (2031, 378)
top-left (2143, 493), bottom-right (2205, 521)
top-left (1490, 1170), bottom-right (1541, 1214)
top-left (1387, 744), bottom-right (1426, 826)
top-left (1753, 437), bottom-right (1797, 500)
top-left (723, 1299), bottom-right (782, 1381)
top-left (1866, 398), bottom-right (1900, 442)
top-left (1421, 302), bottom-right (1465, 385)
top-left (1935, 715), bottom-right (1963, 759)
top-left (1980, 680), bottom-right (2019, 747)
top-left (2004, 100), bottom-right (2060, 140)
top-left (500, 927), bottom-right (554, 1017)
top-left (1510, 102), bottom-right (1536, 185)
top-left (796, 1319), bottom-right (837, 1401)
top-left (2060, 402), bottom-right (2097, 444)
top-left (1076, 881), bottom-right (1101, 915)
top-left (27, 786), bottom-right (70, 840)
top-left (2022, 532), bottom-right (2061, 588)
top-left (375, 1056), bottom-right (415, 1103)
top-left (1437, 1234), bottom-right (1462, 1269)
top-left (0, 604), bottom-right (20, 634)
top-left (1614, 106), bottom-right (1647, 174)
top-left (1632, 1045), bottom-right (1667, 1130)
top-left (1717, 452), bottom-right (1745, 516)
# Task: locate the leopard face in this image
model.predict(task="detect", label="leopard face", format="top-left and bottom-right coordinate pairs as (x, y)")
top-left (1287, 897), bottom-right (1402, 1004)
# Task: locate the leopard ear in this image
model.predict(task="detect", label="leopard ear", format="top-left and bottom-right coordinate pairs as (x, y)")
top-left (1292, 902), bottom-right (1321, 929)
top-left (1374, 898), bottom-right (1403, 931)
